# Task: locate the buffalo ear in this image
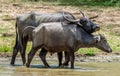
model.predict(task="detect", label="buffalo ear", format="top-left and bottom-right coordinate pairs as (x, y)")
top-left (99, 33), bottom-right (105, 39)
top-left (94, 35), bottom-right (101, 43)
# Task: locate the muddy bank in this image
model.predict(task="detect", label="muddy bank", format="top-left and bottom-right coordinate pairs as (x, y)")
top-left (0, 52), bottom-right (120, 63)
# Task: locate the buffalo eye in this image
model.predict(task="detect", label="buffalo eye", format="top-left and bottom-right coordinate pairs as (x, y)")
top-left (80, 19), bottom-right (87, 24)
top-left (92, 19), bottom-right (96, 22)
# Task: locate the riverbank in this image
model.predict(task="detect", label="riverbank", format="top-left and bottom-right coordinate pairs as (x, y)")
top-left (0, 52), bottom-right (120, 63)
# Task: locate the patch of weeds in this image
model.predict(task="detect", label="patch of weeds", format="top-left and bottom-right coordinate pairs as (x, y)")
top-left (111, 29), bottom-right (120, 36)
top-left (105, 24), bottom-right (114, 29)
top-left (106, 34), bottom-right (120, 52)
top-left (85, 52), bottom-right (95, 56)
top-left (0, 45), bottom-right (11, 52)
top-left (0, 27), bottom-right (9, 35)
top-left (0, 36), bottom-right (14, 52)
top-left (109, 40), bottom-right (120, 52)
top-left (0, 15), bottom-right (12, 19)
top-left (78, 48), bottom-right (97, 56)
top-left (102, 24), bottom-right (120, 36)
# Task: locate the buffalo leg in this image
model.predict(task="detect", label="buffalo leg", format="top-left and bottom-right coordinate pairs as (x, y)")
top-left (62, 51), bottom-right (69, 66)
top-left (20, 36), bottom-right (28, 65)
top-left (39, 48), bottom-right (50, 68)
top-left (10, 42), bottom-right (19, 65)
top-left (10, 28), bottom-right (19, 65)
top-left (26, 46), bottom-right (39, 67)
top-left (57, 52), bottom-right (63, 67)
top-left (69, 51), bottom-right (75, 69)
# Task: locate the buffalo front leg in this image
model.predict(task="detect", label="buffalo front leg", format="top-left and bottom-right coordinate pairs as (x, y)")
top-left (57, 52), bottom-right (63, 67)
top-left (39, 48), bottom-right (50, 68)
top-left (26, 47), bottom-right (39, 67)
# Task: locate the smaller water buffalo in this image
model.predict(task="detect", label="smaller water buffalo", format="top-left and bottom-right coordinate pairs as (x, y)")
top-left (25, 22), bottom-right (112, 69)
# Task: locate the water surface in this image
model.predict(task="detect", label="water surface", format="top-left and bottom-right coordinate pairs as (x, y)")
top-left (0, 58), bottom-right (119, 76)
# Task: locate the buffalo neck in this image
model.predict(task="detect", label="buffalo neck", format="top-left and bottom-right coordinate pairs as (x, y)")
top-left (76, 27), bottom-right (96, 48)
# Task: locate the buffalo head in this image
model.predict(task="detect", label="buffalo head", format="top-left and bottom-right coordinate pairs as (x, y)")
top-left (63, 11), bottom-right (100, 34)
top-left (94, 34), bottom-right (112, 53)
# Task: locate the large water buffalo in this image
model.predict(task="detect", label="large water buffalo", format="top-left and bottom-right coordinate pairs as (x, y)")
top-left (24, 22), bottom-right (112, 69)
top-left (10, 11), bottom-right (100, 66)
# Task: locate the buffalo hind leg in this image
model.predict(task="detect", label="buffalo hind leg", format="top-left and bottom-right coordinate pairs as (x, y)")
top-left (20, 36), bottom-right (28, 65)
top-left (62, 51), bottom-right (70, 66)
top-left (57, 52), bottom-right (63, 67)
top-left (26, 46), bottom-right (39, 67)
top-left (10, 42), bottom-right (19, 65)
top-left (39, 48), bottom-right (50, 68)
top-left (10, 29), bottom-right (19, 65)
top-left (69, 51), bottom-right (75, 69)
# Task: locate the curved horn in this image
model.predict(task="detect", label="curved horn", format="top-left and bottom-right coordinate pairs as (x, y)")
top-left (63, 12), bottom-right (79, 23)
top-left (89, 15), bottom-right (98, 19)
top-left (80, 11), bottom-right (86, 18)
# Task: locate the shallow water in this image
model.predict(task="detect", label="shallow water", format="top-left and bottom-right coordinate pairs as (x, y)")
top-left (0, 58), bottom-right (120, 76)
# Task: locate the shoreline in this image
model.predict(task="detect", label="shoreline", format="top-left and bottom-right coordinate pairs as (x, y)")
top-left (0, 52), bottom-right (120, 63)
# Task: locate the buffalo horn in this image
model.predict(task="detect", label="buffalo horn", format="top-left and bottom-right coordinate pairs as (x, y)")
top-left (89, 15), bottom-right (98, 19)
top-left (63, 12), bottom-right (79, 23)
top-left (80, 11), bottom-right (86, 18)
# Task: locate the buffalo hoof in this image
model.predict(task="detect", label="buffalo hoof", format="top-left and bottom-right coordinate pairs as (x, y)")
top-left (58, 65), bottom-right (64, 68)
top-left (10, 62), bottom-right (15, 66)
top-left (44, 65), bottom-right (50, 68)
top-left (70, 66), bottom-right (74, 69)
top-left (23, 62), bottom-right (26, 66)
top-left (62, 63), bottom-right (69, 66)
top-left (26, 63), bottom-right (30, 68)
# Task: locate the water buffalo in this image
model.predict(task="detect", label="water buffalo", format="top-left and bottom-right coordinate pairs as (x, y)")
top-left (10, 11), bottom-right (100, 66)
top-left (24, 22), bottom-right (112, 69)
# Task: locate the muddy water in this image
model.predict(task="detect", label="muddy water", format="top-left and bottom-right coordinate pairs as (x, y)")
top-left (0, 58), bottom-right (120, 76)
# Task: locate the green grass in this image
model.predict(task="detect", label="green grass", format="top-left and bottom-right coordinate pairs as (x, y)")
top-left (78, 48), bottom-right (96, 56)
top-left (0, 36), bottom-right (14, 52)
top-left (0, 36), bottom-right (32, 52)
top-left (0, 45), bottom-right (12, 52)
top-left (11, 0), bottom-right (120, 7)
top-left (0, 28), bottom-right (6, 34)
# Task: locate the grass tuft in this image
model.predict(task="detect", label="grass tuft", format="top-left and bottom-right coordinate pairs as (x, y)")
top-left (0, 45), bottom-right (11, 52)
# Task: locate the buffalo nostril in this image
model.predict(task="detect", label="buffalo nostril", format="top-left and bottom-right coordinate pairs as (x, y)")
top-left (108, 49), bottom-right (112, 53)
top-left (109, 50), bottom-right (112, 53)
top-left (94, 26), bottom-right (100, 32)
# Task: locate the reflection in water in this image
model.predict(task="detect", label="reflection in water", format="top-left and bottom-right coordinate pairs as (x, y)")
top-left (0, 59), bottom-right (120, 76)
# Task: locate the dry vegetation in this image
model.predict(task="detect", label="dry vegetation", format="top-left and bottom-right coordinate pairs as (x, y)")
top-left (0, 0), bottom-right (120, 54)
